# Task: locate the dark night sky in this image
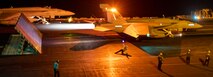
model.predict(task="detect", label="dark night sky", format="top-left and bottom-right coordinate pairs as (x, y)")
top-left (0, 0), bottom-right (213, 17)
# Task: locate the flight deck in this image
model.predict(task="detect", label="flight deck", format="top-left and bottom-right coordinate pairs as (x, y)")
top-left (1, 22), bottom-right (213, 77)
top-left (1, 14), bottom-right (213, 77)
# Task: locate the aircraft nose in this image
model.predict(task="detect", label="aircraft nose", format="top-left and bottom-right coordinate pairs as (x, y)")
top-left (185, 21), bottom-right (203, 28)
top-left (194, 23), bottom-right (203, 28)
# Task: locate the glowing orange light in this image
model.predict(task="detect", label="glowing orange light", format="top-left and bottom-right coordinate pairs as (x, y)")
top-left (68, 17), bottom-right (73, 22)
top-left (110, 8), bottom-right (117, 12)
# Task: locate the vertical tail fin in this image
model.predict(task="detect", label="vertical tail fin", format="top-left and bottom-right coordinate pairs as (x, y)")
top-left (100, 4), bottom-right (126, 25)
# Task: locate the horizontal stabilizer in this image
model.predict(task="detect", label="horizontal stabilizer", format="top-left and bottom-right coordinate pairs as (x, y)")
top-left (93, 26), bottom-right (112, 31)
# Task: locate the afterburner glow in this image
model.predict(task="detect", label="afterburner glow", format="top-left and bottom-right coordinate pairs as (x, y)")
top-left (37, 23), bottom-right (95, 30)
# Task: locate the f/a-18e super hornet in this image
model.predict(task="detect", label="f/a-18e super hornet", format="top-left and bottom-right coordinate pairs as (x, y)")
top-left (0, 6), bottom-right (74, 25)
top-left (94, 4), bottom-right (202, 38)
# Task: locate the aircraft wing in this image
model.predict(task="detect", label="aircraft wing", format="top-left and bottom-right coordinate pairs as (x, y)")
top-left (0, 13), bottom-right (21, 20)
top-left (123, 23), bottom-right (149, 38)
top-left (94, 23), bottom-right (149, 38)
top-left (0, 12), bottom-right (43, 25)
top-left (93, 26), bottom-right (112, 31)
top-left (93, 24), bottom-right (115, 31)
top-left (154, 21), bottom-right (202, 29)
top-left (0, 13), bottom-right (22, 25)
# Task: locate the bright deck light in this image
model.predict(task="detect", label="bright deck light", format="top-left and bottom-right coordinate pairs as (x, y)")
top-left (179, 33), bottom-right (182, 37)
top-left (146, 33), bottom-right (150, 37)
top-left (194, 16), bottom-right (200, 20)
top-left (122, 40), bottom-right (125, 43)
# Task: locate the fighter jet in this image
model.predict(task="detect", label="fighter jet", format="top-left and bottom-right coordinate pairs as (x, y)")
top-left (94, 4), bottom-right (203, 38)
top-left (0, 6), bottom-right (74, 25)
